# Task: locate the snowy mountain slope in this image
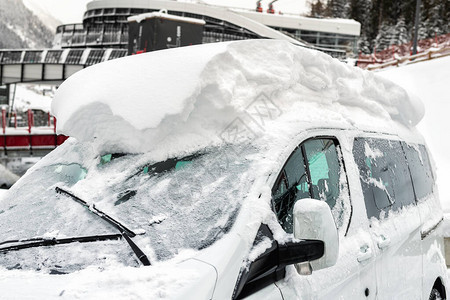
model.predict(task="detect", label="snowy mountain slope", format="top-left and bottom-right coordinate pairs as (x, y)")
top-left (378, 56), bottom-right (450, 212)
top-left (22, 0), bottom-right (90, 25)
top-left (22, 0), bottom-right (61, 31)
top-left (0, 0), bottom-right (54, 49)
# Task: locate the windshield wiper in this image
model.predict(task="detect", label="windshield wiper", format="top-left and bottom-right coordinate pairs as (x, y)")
top-left (55, 187), bottom-right (151, 266)
top-left (0, 234), bottom-right (122, 253)
top-left (56, 187), bottom-right (136, 237)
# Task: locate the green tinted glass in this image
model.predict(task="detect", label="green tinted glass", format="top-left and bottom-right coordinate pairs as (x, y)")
top-left (175, 161), bottom-right (192, 170)
top-left (53, 164), bottom-right (87, 185)
top-left (100, 154), bottom-right (112, 165)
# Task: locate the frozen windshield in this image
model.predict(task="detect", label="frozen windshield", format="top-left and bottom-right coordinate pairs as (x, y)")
top-left (0, 141), bottom-right (253, 273)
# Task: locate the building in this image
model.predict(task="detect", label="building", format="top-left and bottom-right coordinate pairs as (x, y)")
top-left (54, 0), bottom-right (361, 58)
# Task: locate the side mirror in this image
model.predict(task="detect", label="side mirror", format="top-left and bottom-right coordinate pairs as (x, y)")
top-left (293, 198), bottom-right (339, 273)
top-left (233, 224), bottom-right (325, 299)
top-left (278, 239), bottom-right (324, 268)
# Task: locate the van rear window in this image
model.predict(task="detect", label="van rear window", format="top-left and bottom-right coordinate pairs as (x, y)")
top-left (353, 138), bottom-right (415, 219)
top-left (402, 143), bottom-right (434, 200)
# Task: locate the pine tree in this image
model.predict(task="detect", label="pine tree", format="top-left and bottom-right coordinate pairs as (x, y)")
top-left (308, 0), bottom-right (326, 18)
top-left (444, 0), bottom-right (450, 34)
top-left (417, 1), bottom-right (430, 40)
top-left (305, 0), bottom-right (449, 54)
top-left (328, 0), bottom-right (348, 18)
top-left (391, 17), bottom-right (410, 45)
top-left (374, 22), bottom-right (395, 50)
top-left (426, 0), bottom-right (444, 36)
top-left (358, 34), bottom-right (371, 54)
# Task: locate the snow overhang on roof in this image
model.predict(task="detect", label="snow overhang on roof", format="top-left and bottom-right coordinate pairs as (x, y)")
top-left (87, 0), bottom-right (360, 37)
top-left (127, 11), bottom-right (206, 25)
top-left (237, 10), bottom-right (361, 36)
top-left (52, 40), bottom-right (424, 154)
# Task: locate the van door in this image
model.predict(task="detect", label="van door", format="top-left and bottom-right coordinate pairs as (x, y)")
top-left (353, 137), bottom-right (422, 299)
top-left (272, 137), bottom-right (377, 299)
top-left (403, 143), bottom-right (446, 299)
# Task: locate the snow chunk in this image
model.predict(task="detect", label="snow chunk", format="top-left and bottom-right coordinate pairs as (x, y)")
top-left (364, 142), bottom-right (383, 159)
top-left (149, 213), bottom-right (168, 226)
top-left (52, 40), bottom-right (424, 154)
top-left (247, 237), bottom-right (272, 262)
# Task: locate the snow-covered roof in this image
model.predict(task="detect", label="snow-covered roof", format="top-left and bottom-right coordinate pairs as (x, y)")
top-left (52, 40), bottom-right (424, 155)
top-left (128, 11), bottom-right (206, 25)
top-left (86, 0), bottom-right (304, 45)
top-left (87, 0), bottom-right (360, 36)
top-left (235, 10), bottom-right (361, 36)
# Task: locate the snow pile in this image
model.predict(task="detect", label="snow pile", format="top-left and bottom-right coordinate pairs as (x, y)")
top-left (378, 56), bottom-right (450, 212)
top-left (14, 84), bottom-right (53, 112)
top-left (52, 40), bottom-right (424, 156)
top-left (0, 164), bottom-right (19, 188)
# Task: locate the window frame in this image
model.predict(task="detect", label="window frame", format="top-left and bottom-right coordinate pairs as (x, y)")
top-left (271, 136), bottom-right (352, 236)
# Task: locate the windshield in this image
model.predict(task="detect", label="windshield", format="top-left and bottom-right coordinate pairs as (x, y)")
top-left (0, 140), bottom-right (253, 273)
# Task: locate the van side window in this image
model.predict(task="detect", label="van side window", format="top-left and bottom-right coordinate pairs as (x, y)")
top-left (403, 143), bottom-right (434, 200)
top-left (273, 138), bottom-right (349, 233)
top-left (353, 138), bottom-right (415, 219)
top-left (303, 139), bottom-right (341, 210)
top-left (272, 147), bottom-right (309, 233)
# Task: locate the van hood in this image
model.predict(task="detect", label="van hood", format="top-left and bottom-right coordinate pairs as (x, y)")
top-left (0, 258), bottom-right (217, 299)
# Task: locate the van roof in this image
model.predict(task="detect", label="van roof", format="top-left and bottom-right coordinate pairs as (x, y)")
top-left (52, 40), bottom-right (424, 155)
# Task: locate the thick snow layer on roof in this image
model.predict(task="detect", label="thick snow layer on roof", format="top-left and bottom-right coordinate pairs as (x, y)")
top-left (52, 40), bottom-right (424, 155)
top-left (128, 11), bottom-right (206, 25)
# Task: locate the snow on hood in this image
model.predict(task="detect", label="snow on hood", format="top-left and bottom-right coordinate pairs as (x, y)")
top-left (0, 259), bottom-right (215, 299)
top-left (52, 40), bottom-right (424, 154)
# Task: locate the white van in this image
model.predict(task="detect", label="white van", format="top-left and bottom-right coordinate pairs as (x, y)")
top-left (0, 40), bottom-right (446, 299)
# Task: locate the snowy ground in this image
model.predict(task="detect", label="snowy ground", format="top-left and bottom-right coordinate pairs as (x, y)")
top-left (378, 56), bottom-right (450, 212)
top-left (12, 84), bottom-right (53, 112)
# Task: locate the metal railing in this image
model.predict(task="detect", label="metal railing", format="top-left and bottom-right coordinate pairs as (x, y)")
top-left (0, 49), bottom-right (128, 84)
top-left (0, 48), bottom-right (127, 65)
top-left (366, 47), bottom-right (450, 71)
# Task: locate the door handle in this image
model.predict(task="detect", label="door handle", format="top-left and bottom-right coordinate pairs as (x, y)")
top-left (357, 245), bottom-right (373, 263)
top-left (377, 234), bottom-right (391, 250)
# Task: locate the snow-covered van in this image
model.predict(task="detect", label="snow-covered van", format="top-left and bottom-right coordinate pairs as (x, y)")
top-left (0, 40), bottom-right (446, 299)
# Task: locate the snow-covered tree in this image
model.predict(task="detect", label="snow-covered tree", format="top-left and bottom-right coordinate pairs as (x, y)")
top-left (390, 17), bottom-right (410, 45)
top-left (358, 34), bottom-right (371, 54)
top-left (304, 0), bottom-right (449, 53)
top-left (308, 0), bottom-right (327, 18)
top-left (426, 0), bottom-right (444, 36)
top-left (374, 22), bottom-right (395, 51)
top-left (328, 0), bottom-right (348, 18)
